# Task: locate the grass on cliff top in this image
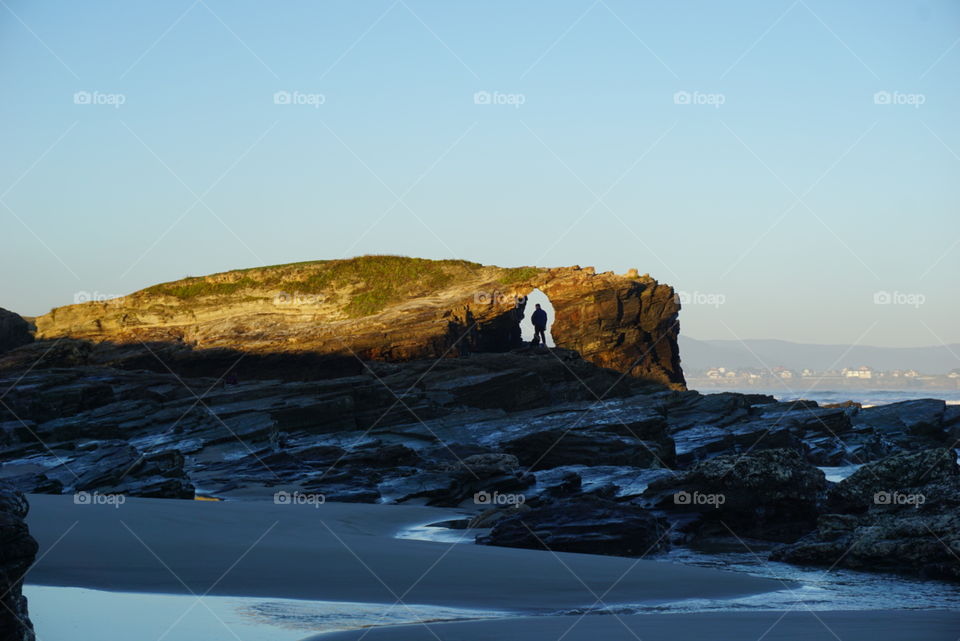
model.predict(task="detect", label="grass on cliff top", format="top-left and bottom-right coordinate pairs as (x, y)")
top-left (141, 255), bottom-right (543, 318)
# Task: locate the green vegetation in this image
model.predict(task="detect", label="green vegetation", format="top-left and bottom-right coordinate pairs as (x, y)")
top-left (497, 266), bottom-right (540, 285)
top-left (151, 277), bottom-right (259, 299)
top-left (139, 255), bottom-right (495, 318)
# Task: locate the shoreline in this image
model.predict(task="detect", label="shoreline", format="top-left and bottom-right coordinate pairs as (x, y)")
top-left (25, 495), bottom-right (788, 609)
top-left (23, 495), bottom-right (960, 640)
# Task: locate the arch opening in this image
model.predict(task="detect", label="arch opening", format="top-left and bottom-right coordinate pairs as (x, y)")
top-left (520, 288), bottom-right (555, 348)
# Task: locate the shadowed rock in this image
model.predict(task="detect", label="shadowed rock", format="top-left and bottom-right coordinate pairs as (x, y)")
top-left (0, 309), bottom-right (32, 356)
top-left (477, 495), bottom-right (669, 557)
top-left (0, 484), bottom-right (37, 641)
top-left (644, 448), bottom-right (827, 542)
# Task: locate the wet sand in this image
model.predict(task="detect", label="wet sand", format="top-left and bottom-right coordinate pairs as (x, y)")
top-left (26, 494), bottom-right (784, 609)
top-left (24, 495), bottom-right (959, 640)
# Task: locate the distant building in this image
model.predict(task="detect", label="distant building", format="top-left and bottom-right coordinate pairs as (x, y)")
top-left (904, 369), bottom-right (919, 378)
top-left (801, 368), bottom-right (814, 377)
top-left (844, 366), bottom-right (873, 379)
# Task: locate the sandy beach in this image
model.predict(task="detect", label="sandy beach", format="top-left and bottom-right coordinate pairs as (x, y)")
top-left (24, 495), bottom-right (960, 640)
top-left (311, 611), bottom-right (960, 641)
top-left (25, 495), bottom-right (784, 608)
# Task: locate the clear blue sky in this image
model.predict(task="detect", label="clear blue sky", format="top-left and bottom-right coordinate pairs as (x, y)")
top-left (2, 0), bottom-right (957, 348)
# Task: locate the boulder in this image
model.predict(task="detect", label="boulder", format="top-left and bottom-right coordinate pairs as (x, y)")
top-left (852, 399), bottom-right (949, 450)
top-left (773, 449), bottom-right (960, 580)
top-left (65, 442), bottom-right (195, 499)
top-left (644, 448), bottom-right (827, 542)
top-left (477, 495), bottom-right (669, 557)
top-left (504, 427), bottom-right (673, 471)
top-left (827, 448), bottom-right (959, 514)
top-left (773, 510), bottom-right (960, 581)
top-left (0, 309), bottom-right (32, 355)
top-left (0, 483), bottom-right (37, 641)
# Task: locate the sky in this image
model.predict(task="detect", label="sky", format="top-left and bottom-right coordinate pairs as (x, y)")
top-left (1, 0), bottom-right (958, 348)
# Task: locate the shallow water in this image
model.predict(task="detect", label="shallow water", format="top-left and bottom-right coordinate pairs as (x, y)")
top-left (24, 586), bottom-right (512, 640)
top-left (646, 545), bottom-right (960, 612)
top-left (396, 526), bottom-right (960, 613)
top-left (702, 388), bottom-right (960, 407)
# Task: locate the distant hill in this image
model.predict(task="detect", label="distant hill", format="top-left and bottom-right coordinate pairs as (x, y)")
top-left (680, 336), bottom-right (960, 375)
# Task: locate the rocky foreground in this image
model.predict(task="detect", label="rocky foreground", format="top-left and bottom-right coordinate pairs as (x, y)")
top-left (0, 484), bottom-right (37, 641)
top-left (1, 339), bottom-right (958, 585)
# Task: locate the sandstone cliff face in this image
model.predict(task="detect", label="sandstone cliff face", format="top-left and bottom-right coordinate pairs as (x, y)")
top-left (34, 257), bottom-right (684, 389)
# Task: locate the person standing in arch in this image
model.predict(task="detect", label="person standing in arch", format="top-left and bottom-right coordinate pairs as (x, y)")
top-left (531, 303), bottom-right (548, 347)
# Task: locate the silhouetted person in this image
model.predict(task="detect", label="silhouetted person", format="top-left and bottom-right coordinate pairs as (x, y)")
top-left (531, 303), bottom-right (548, 347)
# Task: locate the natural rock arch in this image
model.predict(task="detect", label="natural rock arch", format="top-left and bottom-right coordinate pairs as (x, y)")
top-left (35, 260), bottom-right (685, 390)
top-left (454, 267), bottom-right (684, 389)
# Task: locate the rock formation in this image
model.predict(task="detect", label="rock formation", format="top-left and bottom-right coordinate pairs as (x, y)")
top-left (0, 309), bottom-right (32, 355)
top-left (33, 256), bottom-right (685, 389)
top-left (773, 448), bottom-right (960, 580)
top-left (0, 484), bottom-right (37, 641)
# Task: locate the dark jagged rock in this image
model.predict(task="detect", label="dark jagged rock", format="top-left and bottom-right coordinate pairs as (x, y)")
top-left (505, 427), bottom-right (674, 471)
top-left (477, 495), bottom-right (669, 557)
top-left (852, 399), bottom-right (950, 450)
top-left (1, 334), bottom-right (957, 584)
top-left (772, 510), bottom-right (960, 581)
top-left (0, 309), bottom-right (32, 355)
top-left (773, 448), bottom-right (960, 581)
top-left (644, 449), bottom-right (827, 542)
top-left (0, 484), bottom-right (37, 641)
top-left (54, 441), bottom-right (195, 499)
top-left (826, 448), bottom-right (959, 514)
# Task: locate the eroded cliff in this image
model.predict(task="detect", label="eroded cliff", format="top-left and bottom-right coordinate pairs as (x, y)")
top-left (35, 256), bottom-right (685, 389)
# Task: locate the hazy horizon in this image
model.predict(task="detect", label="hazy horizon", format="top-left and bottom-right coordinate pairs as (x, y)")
top-left (2, 0), bottom-right (958, 350)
